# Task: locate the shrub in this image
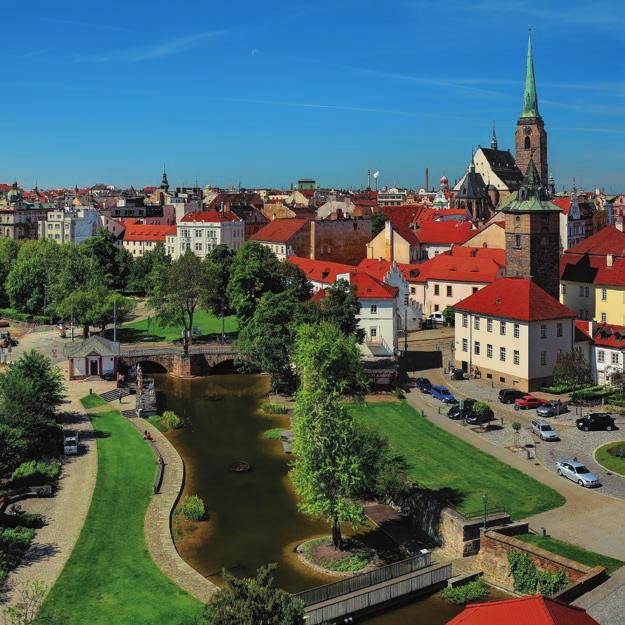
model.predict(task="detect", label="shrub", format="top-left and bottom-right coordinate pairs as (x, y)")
top-left (0, 526), bottom-right (36, 573)
top-left (11, 460), bottom-right (61, 487)
top-left (263, 428), bottom-right (283, 440)
top-left (260, 402), bottom-right (288, 415)
top-left (538, 569), bottom-right (568, 595)
top-left (571, 385), bottom-right (613, 401)
top-left (179, 495), bottom-right (205, 521)
top-left (0, 307), bottom-right (47, 324)
top-left (507, 551), bottom-right (568, 596)
top-left (162, 411), bottom-right (182, 430)
top-left (441, 578), bottom-right (490, 604)
top-left (540, 383), bottom-right (589, 394)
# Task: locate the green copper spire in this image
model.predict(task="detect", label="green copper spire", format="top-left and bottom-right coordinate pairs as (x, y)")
top-left (521, 30), bottom-right (540, 118)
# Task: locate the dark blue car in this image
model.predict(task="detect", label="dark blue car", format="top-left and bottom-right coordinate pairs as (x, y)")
top-left (431, 385), bottom-right (457, 404)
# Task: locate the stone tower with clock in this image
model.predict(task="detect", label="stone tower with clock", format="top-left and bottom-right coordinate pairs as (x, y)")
top-left (515, 31), bottom-right (548, 187)
top-left (503, 158), bottom-right (561, 301)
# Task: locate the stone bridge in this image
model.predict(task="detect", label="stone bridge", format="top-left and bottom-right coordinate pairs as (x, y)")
top-left (119, 343), bottom-right (240, 377)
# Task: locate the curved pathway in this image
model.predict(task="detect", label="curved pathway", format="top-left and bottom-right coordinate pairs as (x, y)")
top-left (128, 408), bottom-right (217, 602)
top-left (1, 363), bottom-right (105, 608)
top-left (406, 366), bottom-right (625, 561)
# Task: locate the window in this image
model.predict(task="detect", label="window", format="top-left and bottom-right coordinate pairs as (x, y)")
top-left (474, 317), bottom-right (480, 330)
top-left (513, 350), bottom-right (520, 365)
top-left (584, 287), bottom-right (589, 297)
top-left (434, 284), bottom-right (440, 296)
top-left (370, 305), bottom-right (377, 314)
top-left (472, 287), bottom-right (478, 294)
top-left (601, 312), bottom-right (607, 323)
top-left (446, 285), bottom-right (452, 297)
top-left (602, 288), bottom-right (607, 301)
top-left (487, 319), bottom-right (493, 333)
top-left (195, 230), bottom-right (202, 237)
top-left (579, 286), bottom-right (584, 297)
top-left (557, 323), bottom-right (562, 337)
top-left (612, 352), bottom-right (620, 365)
top-left (474, 341), bottom-right (480, 355)
top-left (487, 344), bottom-right (493, 358)
top-left (541, 351), bottom-right (547, 366)
top-left (404, 294), bottom-right (409, 306)
top-left (194, 242), bottom-right (202, 251)
top-left (500, 347), bottom-right (506, 362)
top-left (598, 350), bottom-right (605, 363)
top-left (370, 327), bottom-right (377, 338)
top-left (434, 304), bottom-right (439, 311)
top-left (524, 136), bottom-right (531, 149)
top-left (540, 324), bottom-right (547, 339)
top-left (410, 286), bottom-right (416, 294)
top-left (562, 284), bottom-right (567, 295)
top-left (500, 321), bottom-right (506, 336)
top-left (462, 338), bottom-right (468, 352)
top-left (514, 234), bottom-right (521, 248)
top-left (462, 314), bottom-right (468, 328)
top-left (513, 323), bottom-right (520, 338)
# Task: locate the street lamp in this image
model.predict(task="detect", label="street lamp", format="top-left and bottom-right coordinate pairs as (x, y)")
top-left (482, 493), bottom-right (489, 530)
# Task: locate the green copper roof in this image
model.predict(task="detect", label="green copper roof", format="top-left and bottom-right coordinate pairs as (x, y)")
top-left (520, 31), bottom-right (540, 119)
top-left (502, 159), bottom-right (560, 213)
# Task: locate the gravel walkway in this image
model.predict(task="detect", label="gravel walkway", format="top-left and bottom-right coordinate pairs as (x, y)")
top-left (0, 363), bottom-right (110, 609)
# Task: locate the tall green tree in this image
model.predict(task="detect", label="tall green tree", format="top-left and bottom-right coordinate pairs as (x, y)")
top-left (203, 245), bottom-right (235, 342)
top-left (148, 251), bottom-right (211, 352)
top-left (371, 212), bottom-right (387, 237)
top-left (552, 347), bottom-right (592, 387)
top-left (193, 566), bottom-right (305, 625)
top-left (128, 242), bottom-right (170, 294)
top-left (237, 292), bottom-right (300, 392)
top-left (318, 279), bottom-right (363, 341)
top-left (0, 238), bottom-right (19, 305)
top-left (80, 228), bottom-right (133, 290)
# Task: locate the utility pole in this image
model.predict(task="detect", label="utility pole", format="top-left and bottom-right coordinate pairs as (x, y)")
top-left (113, 298), bottom-right (117, 343)
top-left (70, 305), bottom-right (74, 341)
top-left (404, 307), bottom-right (408, 353)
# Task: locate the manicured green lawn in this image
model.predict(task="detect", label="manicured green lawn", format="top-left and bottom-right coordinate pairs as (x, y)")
top-left (80, 394), bottom-right (107, 409)
top-left (516, 534), bottom-right (624, 574)
top-left (117, 310), bottom-right (238, 343)
top-left (350, 401), bottom-right (565, 519)
top-left (595, 441), bottom-right (625, 477)
top-left (43, 407), bottom-right (200, 625)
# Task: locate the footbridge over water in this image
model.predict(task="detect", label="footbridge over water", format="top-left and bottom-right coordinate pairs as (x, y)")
top-left (297, 552), bottom-right (452, 624)
top-left (119, 343), bottom-right (240, 377)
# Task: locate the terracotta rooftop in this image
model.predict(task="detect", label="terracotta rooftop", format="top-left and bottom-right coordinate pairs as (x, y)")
top-left (288, 256), bottom-right (355, 284)
top-left (180, 210), bottom-right (241, 223)
top-left (313, 270), bottom-right (398, 301)
top-left (565, 225), bottom-right (625, 256)
top-left (454, 277), bottom-right (576, 321)
top-left (123, 224), bottom-right (177, 242)
top-left (249, 218), bottom-right (309, 242)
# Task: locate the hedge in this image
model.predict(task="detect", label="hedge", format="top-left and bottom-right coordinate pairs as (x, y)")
top-left (540, 383), bottom-right (591, 394)
top-left (571, 385), bottom-right (614, 401)
top-left (0, 308), bottom-right (48, 324)
top-left (11, 460), bottom-right (61, 487)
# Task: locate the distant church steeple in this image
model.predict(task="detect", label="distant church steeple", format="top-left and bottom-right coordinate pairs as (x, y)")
top-left (160, 164), bottom-right (169, 192)
top-left (490, 121), bottom-right (498, 150)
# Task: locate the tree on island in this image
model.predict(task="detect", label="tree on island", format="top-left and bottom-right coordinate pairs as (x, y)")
top-left (148, 251), bottom-right (211, 353)
top-left (190, 565), bottom-right (305, 625)
top-left (552, 347), bottom-right (592, 388)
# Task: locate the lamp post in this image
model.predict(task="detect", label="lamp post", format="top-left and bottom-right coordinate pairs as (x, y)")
top-left (482, 493), bottom-right (489, 530)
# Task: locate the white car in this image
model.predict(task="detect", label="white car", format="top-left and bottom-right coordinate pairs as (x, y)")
top-left (555, 459), bottom-right (599, 488)
top-left (63, 431), bottom-right (79, 455)
top-left (531, 419), bottom-right (559, 441)
top-left (427, 312), bottom-right (445, 325)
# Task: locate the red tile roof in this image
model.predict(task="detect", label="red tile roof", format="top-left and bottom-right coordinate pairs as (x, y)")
top-left (123, 224), bottom-right (177, 242)
top-left (357, 258), bottom-right (394, 282)
top-left (591, 323), bottom-right (625, 348)
top-left (454, 277), bottom-right (576, 321)
top-left (249, 218), bottom-right (309, 242)
top-left (560, 253), bottom-right (606, 283)
top-left (574, 320), bottom-right (593, 342)
top-left (180, 210), bottom-right (241, 223)
top-left (565, 225), bottom-right (625, 256)
top-left (288, 257), bottom-right (355, 284)
top-left (313, 271), bottom-right (398, 301)
top-left (446, 595), bottom-right (599, 625)
top-left (594, 257), bottom-right (625, 286)
top-left (415, 220), bottom-right (475, 244)
top-left (552, 197), bottom-right (572, 215)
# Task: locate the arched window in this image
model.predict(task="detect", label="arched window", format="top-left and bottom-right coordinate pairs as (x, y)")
top-left (524, 136), bottom-right (531, 149)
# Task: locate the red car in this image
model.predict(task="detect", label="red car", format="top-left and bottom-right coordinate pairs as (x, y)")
top-left (514, 395), bottom-right (547, 410)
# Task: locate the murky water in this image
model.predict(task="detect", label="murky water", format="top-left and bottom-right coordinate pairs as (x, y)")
top-left (154, 373), bottom-right (468, 624)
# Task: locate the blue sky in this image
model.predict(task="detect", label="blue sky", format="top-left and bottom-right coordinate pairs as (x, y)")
top-left (1, 0), bottom-right (624, 191)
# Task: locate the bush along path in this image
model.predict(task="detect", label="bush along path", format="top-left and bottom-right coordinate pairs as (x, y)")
top-left (42, 403), bottom-right (201, 625)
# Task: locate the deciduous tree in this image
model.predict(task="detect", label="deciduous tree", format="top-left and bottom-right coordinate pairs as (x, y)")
top-left (552, 347), bottom-right (592, 387)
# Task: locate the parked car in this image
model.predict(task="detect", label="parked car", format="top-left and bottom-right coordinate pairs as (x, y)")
top-left (536, 400), bottom-right (569, 418)
top-left (531, 419), bottom-right (559, 441)
top-left (431, 385), bottom-right (457, 404)
top-left (415, 377), bottom-right (432, 394)
top-left (514, 395), bottom-right (547, 410)
top-left (427, 312), bottom-right (445, 325)
top-left (447, 399), bottom-right (476, 420)
top-left (556, 459), bottom-right (599, 488)
top-left (449, 368), bottom-right (467, 380)
top-left (498, 388), bottom-right (526, 404)
top-left (63, 431), bottom-right (79, 455)
top-left (465, 409), bottom-right (495, 426)
top-left (576, 413), bottom-right (616, 432)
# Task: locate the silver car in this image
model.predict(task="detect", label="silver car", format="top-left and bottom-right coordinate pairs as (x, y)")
top-left (531, 419), bottom-right (559, 441)
top-left (555, 459), bottom-right (599, 488)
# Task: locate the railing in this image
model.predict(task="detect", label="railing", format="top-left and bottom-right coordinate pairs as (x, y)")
top-left (460, 506), bottom-right (507, 521)
top-left (119, 343), bottom-right (239, 358)
top-left (296, 552), bottom-right (431, 607)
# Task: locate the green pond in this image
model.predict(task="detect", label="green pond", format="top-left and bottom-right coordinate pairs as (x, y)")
top-left (154, 373), bottom-right (466, 624)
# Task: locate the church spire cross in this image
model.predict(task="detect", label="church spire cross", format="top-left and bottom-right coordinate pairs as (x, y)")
top-left (521, 29), bottom-right (540, 119)
top-left (491, 120), bottom-right (498, 150)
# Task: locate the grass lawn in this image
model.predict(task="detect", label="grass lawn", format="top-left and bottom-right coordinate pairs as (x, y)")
top-left (43, 406), bottom-right (200, 625)
top-left (350, 401), bottom-right (565, 519)
top-left (516, 534), bottom-right (624, 574)
top-left (595, 441), bottom-right (625, 477)
top-left (116, 310), bottom-right (238, 343)
top-left (80, 394), bottom-right (107, 409)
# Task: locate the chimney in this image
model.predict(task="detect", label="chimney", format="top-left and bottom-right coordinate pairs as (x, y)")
top-left (588, 319), bottom-right (597, 336)
top-left (607, 254), bottom-right (614, 267)
top-left (384, 219), bottom-right (394, 262)
top-left (310, 220), bottom-right (316, 260)
top-left (425, 167), bottom-right (429, 192)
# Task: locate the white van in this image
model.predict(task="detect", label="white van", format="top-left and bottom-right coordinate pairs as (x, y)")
top-left (427, 312), bottom-right (445, 325)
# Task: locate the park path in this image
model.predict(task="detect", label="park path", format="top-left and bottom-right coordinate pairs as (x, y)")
top-left (0, 363), bottom-right (109, 609)
top-left (405, 367), bottom-right (625, 561)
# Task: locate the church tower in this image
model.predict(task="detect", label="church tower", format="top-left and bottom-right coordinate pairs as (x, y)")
top-left (503, 158), bottom-right (561, 300)
top-left (515, 31), bottom-right (548, 187)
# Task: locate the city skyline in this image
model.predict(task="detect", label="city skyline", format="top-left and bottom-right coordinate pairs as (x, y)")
top-left (1, 0), bottom-right (624, 190)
